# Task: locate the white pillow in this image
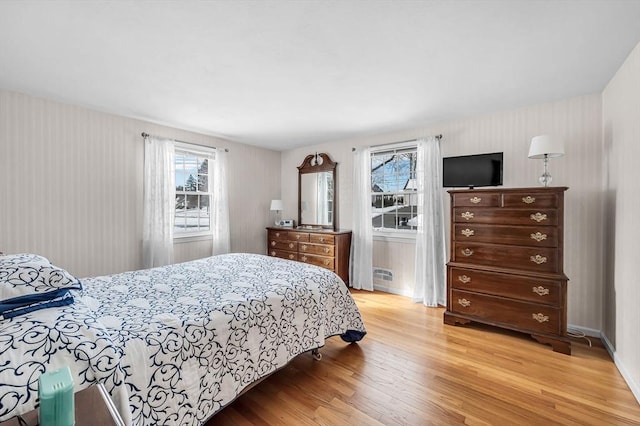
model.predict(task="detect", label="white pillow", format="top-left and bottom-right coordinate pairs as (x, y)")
top-left (0, 253), bottom-right (50, 267)
top-left (0, 254), bottom-right (81, 317)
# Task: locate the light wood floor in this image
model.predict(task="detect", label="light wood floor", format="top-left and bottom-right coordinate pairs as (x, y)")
top-left (208, 290), bottom-right (640, 425)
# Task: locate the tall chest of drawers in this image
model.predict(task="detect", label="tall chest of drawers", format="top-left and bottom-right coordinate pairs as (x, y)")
top-left (266, 227), bottom-right (352, 286)
top-left (444, 187), bottom-right (570, 354)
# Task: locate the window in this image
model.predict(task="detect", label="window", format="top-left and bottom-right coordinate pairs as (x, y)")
top-left (371, 144), bottom-right (418, 232)
top-left (174, 143), bottom-right (213, 237)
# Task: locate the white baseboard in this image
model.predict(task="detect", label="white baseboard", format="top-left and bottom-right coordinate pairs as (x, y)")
top-left (372, 283), bottom-right (412, 297)
top-left (600, 332), bottom-right (640, 405)
top-left (566, 324), bottom-right (601, 337)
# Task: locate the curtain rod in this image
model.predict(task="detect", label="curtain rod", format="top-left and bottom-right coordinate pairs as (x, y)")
top-left (141, 132), bottom-right (229, 152)
top-left (351, 134), bottom-right (442, 151)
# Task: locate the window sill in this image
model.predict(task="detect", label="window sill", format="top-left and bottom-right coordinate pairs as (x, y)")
top-left (373, 231), bottom-right (416, 244)
top-left (173, 234), bottom-right (213, 244)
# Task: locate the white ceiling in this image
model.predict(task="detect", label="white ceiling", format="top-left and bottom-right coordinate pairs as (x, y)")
top-left (1, 1), bottom-right (640, 151)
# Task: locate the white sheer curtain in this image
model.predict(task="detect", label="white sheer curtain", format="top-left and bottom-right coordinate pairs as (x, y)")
top-left (142, 136), bottom-right (175, 268)
top-left (412, 136), bottom-right (447, 306)
top-left (211, 148), bottom-right (230, 255)
top-left (350, 147), bottom-right (373, 290)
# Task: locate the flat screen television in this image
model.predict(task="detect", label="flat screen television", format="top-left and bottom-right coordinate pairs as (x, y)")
top-left (442, 152), bottom-right (503, 188)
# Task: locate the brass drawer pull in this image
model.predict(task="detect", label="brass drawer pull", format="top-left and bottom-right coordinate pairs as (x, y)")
top-left (324, 260), bottom-right (330, 266)
top-left (532, 313), bottom-right (549, 323)
top-left (458, 298), bottom-right (471, 307)
top-left (522, 196), bottom-right (536, 204)
top-left (530, 232), bottom-right (547, 242)
top-left (532, 286), bottom-right (550, 296)
top-left (275, 232), bottom-right (280, 237)
top-left (289, 243), bottom-right (295, 249)
top-left (301, 244), bottom-right (307, 250)
top-left (301, 255), bottom-right (308, 262)
top-left (458, 275), bottom-right (471, 284)
top-left (530, 212), bottom-right (547, 222)
top-left (324, 247), bottom-right (330, 253)
top-left (289, 254), bottom-right (295, 260)
top-left (530, 254), bottom-right (547, 265)
top-left (461, 228), bottom-right (475, 237)
top-left (271, 241), bottom-right (276, 246)
top-left (270, 251), bottom-right (276, 256)
top-left (470, 197), bottom-right (482, 204)
top-left (319, 237), bottom-right (325, 242)
top-left (461, 248), bottom-right (474, 257)
top-left (461, 211), bottom-right (474, 220)
top-left (296, 235), bottom-right (301, 240)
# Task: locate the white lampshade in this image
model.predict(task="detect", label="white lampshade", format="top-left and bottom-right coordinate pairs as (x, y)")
top-left (528, 135), bottom-right (565, 159)
top-left (270, 199), bottom-right (283, 211)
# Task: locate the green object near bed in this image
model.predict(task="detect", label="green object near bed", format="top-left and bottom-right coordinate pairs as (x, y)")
top-left (38, 366), bottom-right (74, 426)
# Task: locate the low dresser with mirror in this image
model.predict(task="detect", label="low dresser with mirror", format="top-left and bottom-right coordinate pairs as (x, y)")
top-left (266, 227), bottom-right (352, 286)
top-left (266, 153), bottom-right (352, 286)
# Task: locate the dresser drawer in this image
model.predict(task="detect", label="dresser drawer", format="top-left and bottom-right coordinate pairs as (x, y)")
top-left (453, 242), bottom-right (559, 273)
top-left (453, 208), bottom-right (558, 226)
top-left (268, 249), bottom-right (297, 261)
top-left (502, 193), bottom-right (558, 208)
top-left (309, 233), bottom-right (335, 244)
top-left (449, 267), bottom-right (561, 305)
top-left (453, 224), bottom-right (558, 247)
top-left (451, 289), bottom-right (561, 335)
top-left (268, 239), bottom-right (298, 251)
top-left (288, 231), bottom-right (310, 242)
top-left (452, 193), bottom-right (500, 207)
top-left (299, 242), bottom-right (335, 256)
top-left (299, 253), bottom-right (335, 270)
top-left (268, 230), bottom-right (289, 240)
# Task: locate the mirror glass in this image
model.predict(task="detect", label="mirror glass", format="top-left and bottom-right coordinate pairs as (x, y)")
top-left (300, 172), bottom-right (334, 226)
top-left (298, 153), bottom-right (337, 230)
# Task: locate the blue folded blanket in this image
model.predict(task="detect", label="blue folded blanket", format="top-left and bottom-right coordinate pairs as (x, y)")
top-left (0, 288), bottom-right (74, 320)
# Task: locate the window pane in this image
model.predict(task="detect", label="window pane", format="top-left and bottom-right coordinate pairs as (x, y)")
top-left (200, 194), bottom-right (210, 209)
top-left (199, 195), bottom-right (210, 231)
top-left (176, 171), bottom-right (186, 191)
top-left (372, 213), bottom-right (383, 228)
top-left (372, 194), bottom-right (381, 209)
top-left (175, 153), bottom-right (185, 170)
top-left (186, 194), bottom-right (198, 209)
top-left (200, 157), bottom-right (210, 193)
top-left (184, 156), bottom-right (198, 175)
top-left (380, 213), bottom-right (396, 229)
top-left (198, 173), bottom-right (208, 192)
top-left (175, 195), bottom-right (187, 231)
top-left (183, 174), bottom-right (196, 192)
top-left (397, 206), bottom-right (412, 229)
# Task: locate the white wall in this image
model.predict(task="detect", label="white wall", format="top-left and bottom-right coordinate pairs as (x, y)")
top-left (0, 90), bottom-right (281, 278)
top-left (281, 93), bottom-right (603, 329)
top-left (602, 40), bottom-right (640, 401)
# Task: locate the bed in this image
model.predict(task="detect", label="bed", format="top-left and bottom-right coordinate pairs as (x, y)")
top-left (0, 252), bottom-right (366, 425)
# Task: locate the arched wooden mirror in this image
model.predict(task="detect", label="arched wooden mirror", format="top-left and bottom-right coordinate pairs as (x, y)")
top-left (298, 153), bottom-right (337, 230)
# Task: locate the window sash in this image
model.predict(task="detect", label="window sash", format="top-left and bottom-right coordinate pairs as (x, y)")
top-left (370, 144), bottom-right (419, 232)
top-left (174, 143), bottom-right (214, 237)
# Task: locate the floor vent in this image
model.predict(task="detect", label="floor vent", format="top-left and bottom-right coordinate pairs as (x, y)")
top-left (373, 268), bottom-right (393, 282)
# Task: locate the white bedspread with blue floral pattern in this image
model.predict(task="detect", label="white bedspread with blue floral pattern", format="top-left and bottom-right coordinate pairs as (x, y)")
top-left (0, 253), bottom-right (366, 425)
